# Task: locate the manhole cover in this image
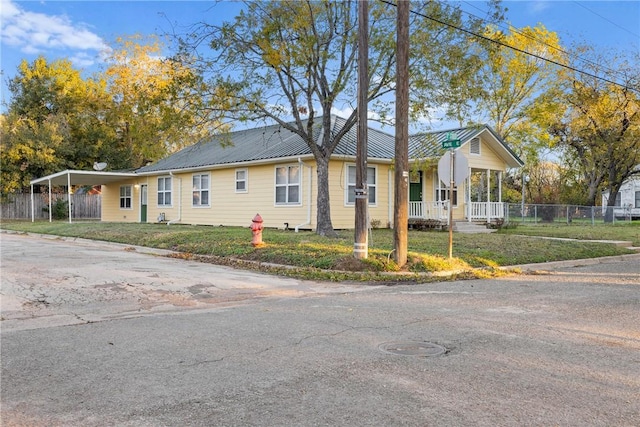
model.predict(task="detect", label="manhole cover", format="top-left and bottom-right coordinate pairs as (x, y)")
top-left (378, 341), bottom-right (446, 357)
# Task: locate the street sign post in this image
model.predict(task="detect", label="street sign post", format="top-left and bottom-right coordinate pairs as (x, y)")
top-left (437, 132), bottom-right (468, 259)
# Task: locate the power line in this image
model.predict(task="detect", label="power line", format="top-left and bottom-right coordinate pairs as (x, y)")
top-left (573, 1), bottom-right (640, 39)
top-left (458, 0), bottom-right (626, 82)
top-left (377, 0), bottom-right (637, 93)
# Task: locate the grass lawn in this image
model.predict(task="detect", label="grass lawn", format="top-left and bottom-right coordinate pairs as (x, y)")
top-left (498, 222), bottom-right (640, 247)
top-left (1, 220), bottom-right (637, 281)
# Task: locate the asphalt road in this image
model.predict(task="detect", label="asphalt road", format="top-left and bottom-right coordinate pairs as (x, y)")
top-left (1, 232), bottom-right (639, 426)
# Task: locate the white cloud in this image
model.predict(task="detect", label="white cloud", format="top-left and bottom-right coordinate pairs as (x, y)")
top-left (528, 1), bottom-right (551, 14)
top-left (0, 0), bottom-right (109, 66)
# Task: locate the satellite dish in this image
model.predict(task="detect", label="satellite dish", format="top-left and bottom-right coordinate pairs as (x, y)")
top-left (93, 162), bottom-right (107, 171)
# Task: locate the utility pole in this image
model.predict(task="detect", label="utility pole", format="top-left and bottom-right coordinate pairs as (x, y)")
top-left (354, 0), bottom-right (369, 259)
top-left (394, 0), bottom-right (409, 267)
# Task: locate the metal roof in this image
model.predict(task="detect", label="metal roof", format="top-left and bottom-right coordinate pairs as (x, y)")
top-left (30, 170), bottom-right (138, 187)
top-left (31, 117), bottom-right (523, 187)
top-left (136, 116), bottom-right (522, 173)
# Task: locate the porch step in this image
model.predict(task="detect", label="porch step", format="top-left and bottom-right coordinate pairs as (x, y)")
top-left (453, 221), bottom-right (496, 234)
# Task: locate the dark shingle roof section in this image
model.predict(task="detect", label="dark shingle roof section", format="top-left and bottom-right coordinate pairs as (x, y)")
top-left (136, 117), bottom-right (521, 173)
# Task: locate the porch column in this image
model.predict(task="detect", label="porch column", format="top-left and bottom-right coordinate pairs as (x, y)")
top-left (498, 171), bottom-right (502, 202)
top-left (486, 169), bottom-right (490, 222)
top-left (467, 170), bottom-right (471, 222)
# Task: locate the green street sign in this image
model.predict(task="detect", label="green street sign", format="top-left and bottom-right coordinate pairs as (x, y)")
top-left (442, 139), bottom-right (461, 149)
top-left (442, 132), bottom-right (461, 149)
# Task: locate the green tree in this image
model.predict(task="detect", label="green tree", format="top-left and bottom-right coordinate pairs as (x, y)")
top-left (548, 48), bottom-right (640, 219)
top-left (0, 57), bottom-right (114, 195)
top-left (180, 0), bottom-right (503, 236)
top-left (103, 35), bottom-right (222, 168)
top-left (0, 113), bottom-right (65, 194)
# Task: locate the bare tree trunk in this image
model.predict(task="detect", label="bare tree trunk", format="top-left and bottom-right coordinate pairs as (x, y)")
top-left (315, 156), bottom-right (338, 237)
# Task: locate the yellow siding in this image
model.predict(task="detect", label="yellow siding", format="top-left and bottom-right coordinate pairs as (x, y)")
top-left (461, 136), bottom-right (509, 171)
top-left (327, 160), bottom-right (393, 229)
top-left (101, 179), bottom-right (141, 223)
top-left (100, 133), bottom-right (512, 228)
top-left (141, 164), bottom-right (312, 229)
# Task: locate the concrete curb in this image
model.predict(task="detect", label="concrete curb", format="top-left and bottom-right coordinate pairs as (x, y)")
top-left (505, 252), bottom-right (640, 272)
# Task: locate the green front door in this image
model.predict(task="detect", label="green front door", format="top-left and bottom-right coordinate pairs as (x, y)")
top-left (140, 184), bottom-right (148, 222)
top-left (409, 171), bottom-right (422, 202)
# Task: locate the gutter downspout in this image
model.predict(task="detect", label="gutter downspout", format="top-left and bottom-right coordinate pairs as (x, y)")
top-left (167, 171), bottom-right (182, 225)
top-left (295, 158), bottom-right (312, 232)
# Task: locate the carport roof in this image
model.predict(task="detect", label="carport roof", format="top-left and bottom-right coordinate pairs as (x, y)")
top-left (30, 170), bottom-right (138, 187)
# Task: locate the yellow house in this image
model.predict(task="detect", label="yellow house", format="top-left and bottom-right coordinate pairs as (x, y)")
top-left (31, 116), bottom-right (523, 230)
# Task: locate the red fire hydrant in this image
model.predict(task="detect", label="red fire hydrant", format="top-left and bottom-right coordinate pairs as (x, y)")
top-left (250, 213), bottom-right (264, 247)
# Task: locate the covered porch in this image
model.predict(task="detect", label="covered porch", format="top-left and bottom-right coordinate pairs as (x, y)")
top-left (408, 168), bottom-right (506, 223)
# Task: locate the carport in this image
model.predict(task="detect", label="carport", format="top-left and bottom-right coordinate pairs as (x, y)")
top-left (30, 170), bottom-right (137, 223)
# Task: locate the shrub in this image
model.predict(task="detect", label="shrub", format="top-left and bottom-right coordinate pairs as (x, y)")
top-left (43, 199), bottom-right (69, 220)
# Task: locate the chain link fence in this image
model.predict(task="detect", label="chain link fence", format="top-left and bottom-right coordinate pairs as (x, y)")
top-left (504, 203), bottom-right (637, 225)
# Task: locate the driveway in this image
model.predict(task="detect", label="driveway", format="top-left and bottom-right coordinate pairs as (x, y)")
top-left (1, 232), bottom-right (374, 332)
top-left (2, 232), bottom-right (639, 426)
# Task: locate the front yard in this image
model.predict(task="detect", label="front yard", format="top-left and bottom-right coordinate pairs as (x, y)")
top-left (2, 221), bottom-right (637, 281)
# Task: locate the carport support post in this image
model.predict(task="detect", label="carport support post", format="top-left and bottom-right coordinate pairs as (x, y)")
top-left (48, 179), bottom-right (52, 223)
top-left (67, 173), bottom-right (72, 223)
top-left (30, 185), bottom-right (35, 222)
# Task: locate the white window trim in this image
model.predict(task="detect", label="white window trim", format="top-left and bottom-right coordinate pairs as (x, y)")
top-left (192, 173), bottom-right (211, 208)
top-left (119, 185), bottom-right (133, 210)
top-left (345, 164), bottom-right (377, 207)
top-left (436, 181), bottom-right (458, 207)
top-left (235, 168), bottom-right (248, 193)
top-left (157, 176), bottom-right (173, 208)
top-left (274, 165), bottom-right (302, 206)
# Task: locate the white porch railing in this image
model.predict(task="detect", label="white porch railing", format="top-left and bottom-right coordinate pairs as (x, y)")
top-left (409, 201), bottom-right (448, 220)
top-left (410, 201), bottom-right (505, 221)
top-left (469, 202), bottom-right (504, 220)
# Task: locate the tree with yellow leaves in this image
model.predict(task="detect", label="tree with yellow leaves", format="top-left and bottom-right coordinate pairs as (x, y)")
top-left (472, 23), bottom-right (567, 164)
top-left (547, 47), bottom-right (640, 220)
top-left (103, 35), bottom-right (222, 167)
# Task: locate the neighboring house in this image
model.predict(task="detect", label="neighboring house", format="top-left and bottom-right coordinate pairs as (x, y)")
top-left (30, 116), bottom-right (523, 230)
top-left (602, 170), bottom-right (640, 220)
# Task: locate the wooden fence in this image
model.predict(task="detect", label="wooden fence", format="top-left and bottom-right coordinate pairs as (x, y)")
top-left (1, 193), bottom-right (101, 220)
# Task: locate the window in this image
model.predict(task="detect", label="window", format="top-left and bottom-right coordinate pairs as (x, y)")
top-left (346, 165), bottom-right (377, 205)
top-left (439, 188), bottom-right (458, 206)
top-left (470, 137), bottom-right (480, 155)
top-left (636, 191), bottom-right (640, 208)
top-left (119, 185), bottom-right (132, 209)
top-left (236, 169), bottom-right (248, 193)
top-left (192, 174), bottom-right (210, 206)
top-left (158, 176), bottom-right (172, 206)
top-left (275, 165), bottom-right (300, 205)
top-left (614, 192), bottom-right (621, 207)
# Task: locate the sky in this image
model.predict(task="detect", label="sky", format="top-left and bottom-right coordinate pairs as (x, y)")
top-left (1, 0), bottom-right (639, 123)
